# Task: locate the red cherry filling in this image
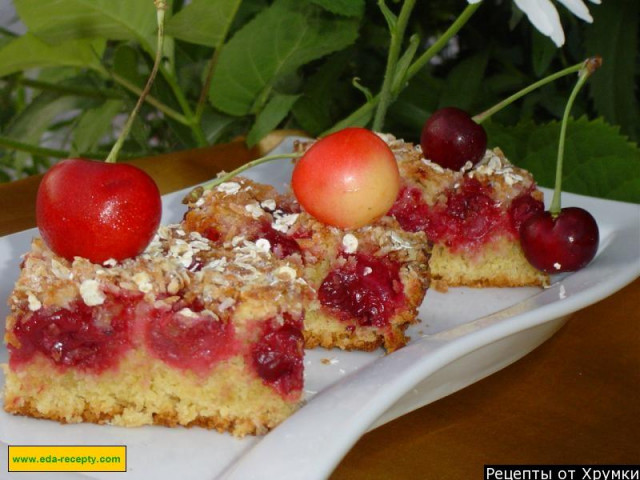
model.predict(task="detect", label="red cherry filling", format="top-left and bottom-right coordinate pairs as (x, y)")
top-left (387, 185), bottom-right (432, 234)
top-left (390, 180), bottom-right (543, 252)
top-left (255, 223), bottom-right (302, 258)
top-left (202, 226), bottom-right (222, 243)
top-left (444, 180), bottom-right (501, 243)
top-left (318, 253), bottom-right (405, 328)
top-left (390, 179), bottom-right (502, 251)
top-left (10, 297), bottom-right (135, 372)
top-left (146, 305), bottom-right (236, 375)
top-left (251, 318), bottom-right (304, 397)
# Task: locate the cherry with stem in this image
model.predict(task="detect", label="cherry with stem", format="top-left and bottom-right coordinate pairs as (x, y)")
top-left (420, 60), bottom-right (589, 171)
top-left (519, 57), bottom-right (601, 274)
top-left (35, 1), bottom-right (168, 263)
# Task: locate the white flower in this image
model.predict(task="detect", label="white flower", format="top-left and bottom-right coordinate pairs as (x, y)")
top-left (467, 0), bottom-right (601, 47)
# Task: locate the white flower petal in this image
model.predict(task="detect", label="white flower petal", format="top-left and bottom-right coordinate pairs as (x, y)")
top-left (588, 0), bottom-right (601, 4)
top-left (556, 0), bottom-right (594, 22)
top-left (466, 0), bottom-right (483, 3)
top-left (513, 0), bottom-right (566, 46)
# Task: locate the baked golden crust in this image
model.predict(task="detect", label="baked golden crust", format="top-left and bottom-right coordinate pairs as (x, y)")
top-left (2, 352), bottom-right (299, 437)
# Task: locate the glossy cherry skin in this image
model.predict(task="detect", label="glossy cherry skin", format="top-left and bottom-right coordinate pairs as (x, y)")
top-left (420, 107), bottom-right (487, 170)
top-left (292, 127), bottom-right (400, 229)
top-left (520, 207), bottom-right (599, 273)
top-left (36, 158), bottom-right (162, 263)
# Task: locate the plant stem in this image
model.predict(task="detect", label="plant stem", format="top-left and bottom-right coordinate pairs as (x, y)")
top-left (203, 153), bottom-right (300, 190)
top-left (372, 0), bottom-right (417, 132)
top-left (0, 135), bottom-right (139, 160)
top-left (110, 72), bottom-right (190, 125)
top-left (18, 77), bottom-right (121, 100)
top-left (405, 2), bottom-right (481, 79)
top-left (326, 1), bottom-right (481, 135)
top-left (105, 1), bottom-right (167, 164)
top-left (195, 47), bottom-right (222, 123)
top-left (184, 152), bottom-right (301, 203)
top-left (549, 56), bottom-right (602, 216)
top-left (473, 62), bottom-right (584, 124)
top-left (157, 61), bottom-right (208, 146)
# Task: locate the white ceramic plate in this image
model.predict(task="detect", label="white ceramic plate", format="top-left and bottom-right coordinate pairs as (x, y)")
top-left (1, 136), bottom-right (639, 480)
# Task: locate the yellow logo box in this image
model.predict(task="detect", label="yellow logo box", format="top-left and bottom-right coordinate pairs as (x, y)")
top-left (8, 445), bottom-right (126, 472)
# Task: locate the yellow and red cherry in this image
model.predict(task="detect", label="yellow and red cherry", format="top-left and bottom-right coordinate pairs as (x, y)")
top-left (291, 127), bottom-right (400, 229)
top-left (36, 158), bottom-right (162, 264)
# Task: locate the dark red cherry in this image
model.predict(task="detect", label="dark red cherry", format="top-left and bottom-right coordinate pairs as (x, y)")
top-left (420, 107), bottom-right (487, 170)
top-left (520, 207), bottom-right (599, 273)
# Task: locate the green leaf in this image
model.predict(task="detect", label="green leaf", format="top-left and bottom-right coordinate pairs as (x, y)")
top-left (531, 29), bottom-right (556, 77)
top-left (291, 51), bottom-right (353, 136)
top-left (246, 93), bottom-right (300, 147)
top-left (485, 117), bottom-right (640, 203)
top-left (437, 51), bottom-right (489, 111)
top-left (308, 0), bottom-right (364, 17)
top-left (201, 110), bottom-right (243, 145)
top-left (0, 33), bottom-right (104, 77)
top-left (165, 0), bottom-right (242, 47)
top-left (209, 0), bottom-right (359, 116)
top-left (71, 99), bottom-right (123, 154)
top-left (4, 91), bottom-right (88, 176)
top-left (14, 0), bottom-right (156, 51)
top-left (584, 0), bottom-right (639, 141)
top-left (112, 44), bottom-right (144, 87)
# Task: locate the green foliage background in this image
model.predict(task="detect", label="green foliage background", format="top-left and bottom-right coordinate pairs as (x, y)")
top-left (0, 0), bottom-right (638, 202)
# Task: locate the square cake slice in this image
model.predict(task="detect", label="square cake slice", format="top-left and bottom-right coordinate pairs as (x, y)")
top-left (379, 134), bottom-right (549, 290)
top-left (3, 225), bottom-right (310, 436)
top-left (183, 177), bottom-right (430, 353)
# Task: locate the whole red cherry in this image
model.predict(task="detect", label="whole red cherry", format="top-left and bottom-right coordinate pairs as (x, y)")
top-left (520, 207), bottom-right (599, 273)
top-left (36, 158), bottom-right (162, 263)
top-left (420, 107), bottom-right (487, 170)
top-left (292, 127), bottom-right (400, 229)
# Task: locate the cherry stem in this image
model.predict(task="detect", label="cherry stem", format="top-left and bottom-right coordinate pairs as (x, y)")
top-left (549, 56), bottom-right (602, 216)
top-left (183, 152), bottom-right (301, 203)
top-left (472, 61), bottom-right (584, 124)
top-left (105, 1), bottom-right (167, 164)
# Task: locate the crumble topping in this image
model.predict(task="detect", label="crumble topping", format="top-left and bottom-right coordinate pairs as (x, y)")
top-left (274, 265), bottom-right (297, 281)
top-left (10, 223), bottom-right (310, 329)
top-left (27, 293), bottom-right (41, 311)
top-left (342, 234), bottom-right (359, 254)
top-left (79, 279), bottom-right (106, 306)
top-left (245, 202), bottom-right (265, 219)
top-left (421, 158), bottom-right (445, 173)
top-left (272, 211), bottom-right (299, 233)
top-left (254, 238), bottom-right (271, 253)
top-left (51, 259), bottom-right (72, 280)
top-left (468, 149), bottom-right (525, 186)
top-left (216, 182), bottom-right (242, 195)
top-left (133, 272), bottom-right (153, 293)
top-left (261, 199), bottom-right (276, 211)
